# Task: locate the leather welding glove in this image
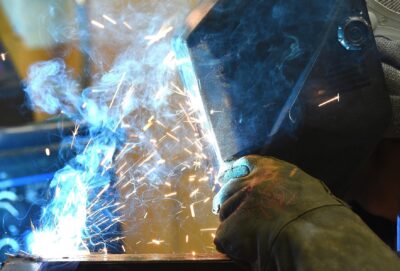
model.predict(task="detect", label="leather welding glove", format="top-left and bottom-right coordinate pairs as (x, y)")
top-left (376, 36), bottom-right (400, 137)
top-left (213, 155), bottom-right (400, 271)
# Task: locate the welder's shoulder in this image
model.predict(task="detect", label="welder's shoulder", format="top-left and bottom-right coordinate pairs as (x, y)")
top-left (266, 205), bottom-right (400, 271)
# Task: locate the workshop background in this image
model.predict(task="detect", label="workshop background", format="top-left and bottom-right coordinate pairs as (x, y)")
top-left (0, 0), bottom-right (220, 263)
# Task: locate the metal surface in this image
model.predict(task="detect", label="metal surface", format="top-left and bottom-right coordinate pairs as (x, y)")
top-left (175, 0), bottom-right (391, 196)
top-left (1, 254), bottom-right (242, 271)
top-left (44, 253), bottom-right (230, 262)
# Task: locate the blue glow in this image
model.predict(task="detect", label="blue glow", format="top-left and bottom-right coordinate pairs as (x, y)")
top-left (0, 191), bottom-right (17, 201)
top-left (0, 202), bottom-right (19, 218)
top-left (397, 214), bottom-right (399, 253)
top-left (0, 191), bottom-right (21, 259)
top-left (0, 173), bottom-right (54, 190)
top-left (0, 238), bottom-right (19, 254)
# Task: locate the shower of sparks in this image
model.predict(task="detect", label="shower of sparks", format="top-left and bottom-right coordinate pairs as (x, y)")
top-left (102, 14), bottom-right (117, 25)
top-left (91, 20), bottom-right (105, 29)
top-left (24, 2), bottom-right (220, 258)
top-left (318, 93), bottom-right (340, 107)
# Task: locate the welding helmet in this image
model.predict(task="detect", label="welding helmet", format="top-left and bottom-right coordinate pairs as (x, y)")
top-left (175, 0), bottom-right (393, 197)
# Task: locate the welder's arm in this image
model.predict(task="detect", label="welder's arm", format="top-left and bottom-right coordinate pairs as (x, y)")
top-left (213, 156), bottom-right (400, 271)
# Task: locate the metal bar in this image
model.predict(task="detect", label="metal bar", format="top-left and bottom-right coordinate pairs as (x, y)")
top-left (2, 254), bottom-right (242, 271)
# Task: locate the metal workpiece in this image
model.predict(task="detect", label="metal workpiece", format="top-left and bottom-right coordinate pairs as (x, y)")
top-left (175, 0), bottom-right (391, 196)
top-left (1, 254), bottom-right (241, 271)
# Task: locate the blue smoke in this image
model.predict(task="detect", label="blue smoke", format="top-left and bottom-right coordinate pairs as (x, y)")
top-left (25, 58), bottom-right (124, 255)
top-left (23, 0), bottom-right (216, 257)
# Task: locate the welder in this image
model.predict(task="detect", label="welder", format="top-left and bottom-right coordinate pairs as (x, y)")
top-left (176, 0), bottom-right (400, 269)
top-left (211, 7), bottom-right (400, 271)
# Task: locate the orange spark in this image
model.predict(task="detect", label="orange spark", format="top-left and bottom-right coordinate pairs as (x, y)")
top-left (123, 21), bottom-right (132, 30)
top-left (318, 93), bottom-right (340, 107)
top-left (91, 20), bottom-right (105, 29)
top-left (190, 203), bottom-right (195, 217)
top-left (102, 14), bottom-right (117, 25)
top-left (109, 72), bottom-right (126, 108)
top-left (165, 192), bottom-right (177, 198)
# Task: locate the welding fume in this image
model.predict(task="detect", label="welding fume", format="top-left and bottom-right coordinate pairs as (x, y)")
top-left (176, 0), bottom-right (400, 270)
top-left (1, 0), bottom-right (221, 265)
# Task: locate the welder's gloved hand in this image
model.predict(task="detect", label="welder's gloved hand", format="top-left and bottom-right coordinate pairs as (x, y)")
top-left (376, 36), bottom-right (400, 137)
top-left (213, 155), bottom-right (344, 269)
top-left (213, 155), bottom-right (400, 271)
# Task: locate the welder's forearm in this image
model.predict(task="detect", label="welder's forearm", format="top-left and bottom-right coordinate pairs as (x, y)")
top-left (266, 206), bottom-right (400, 271)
